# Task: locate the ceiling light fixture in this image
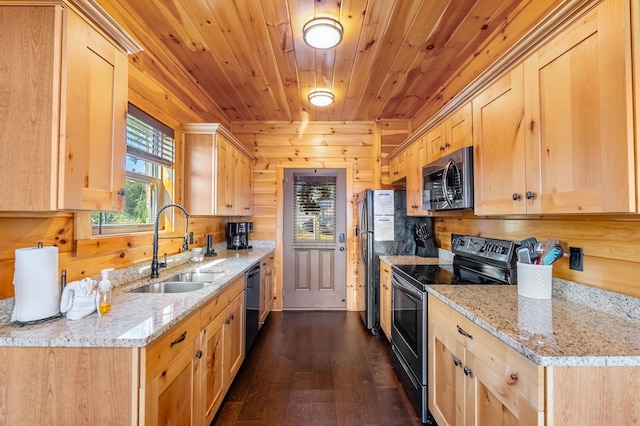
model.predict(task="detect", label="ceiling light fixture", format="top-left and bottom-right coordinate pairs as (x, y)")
top-left (303, 17), bottom-right (344, 49)
top-left (308, 89), bottom-right (335, 106)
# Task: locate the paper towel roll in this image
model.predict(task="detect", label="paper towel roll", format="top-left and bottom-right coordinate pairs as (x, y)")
top-left (12, 245), bottom-right (60, 322)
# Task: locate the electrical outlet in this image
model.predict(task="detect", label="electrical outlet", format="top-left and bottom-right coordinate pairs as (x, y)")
top-left (569, 247), bottom-right (583, 271)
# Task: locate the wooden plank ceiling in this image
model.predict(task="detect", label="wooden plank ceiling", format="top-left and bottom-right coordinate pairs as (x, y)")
top-left (97, 0), bottom-right (537, 123)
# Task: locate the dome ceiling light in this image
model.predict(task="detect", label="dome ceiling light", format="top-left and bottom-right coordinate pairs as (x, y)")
top-left (303, 17), bottom-right (344, 49)
top-left (308, 90), bottom-right (335, 107)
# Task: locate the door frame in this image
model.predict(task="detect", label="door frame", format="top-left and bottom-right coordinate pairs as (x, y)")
top-left (273, 163), bottom-right (355, 311)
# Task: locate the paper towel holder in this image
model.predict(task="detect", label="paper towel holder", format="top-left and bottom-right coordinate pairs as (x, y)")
top-left (14, 244), bottom-right (64, 327)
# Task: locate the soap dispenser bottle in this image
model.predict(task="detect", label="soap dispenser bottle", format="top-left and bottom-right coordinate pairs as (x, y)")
top-left (97, 268), bottom-right (114, 315)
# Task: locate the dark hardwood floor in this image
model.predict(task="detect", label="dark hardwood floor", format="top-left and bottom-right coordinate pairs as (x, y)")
top-left (213, 311), bottom-right (423, 425)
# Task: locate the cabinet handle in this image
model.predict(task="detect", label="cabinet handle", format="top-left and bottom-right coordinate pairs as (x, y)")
top-left (445, 143), bottom-right (450, 148)
top-left (439, 146), bottom-right (445, 151)
top-left (225, 318), bottom-right (231, 325)
top-left (463, 366), bottom-right (473, 377)
top-left (117, 189), bottom-right (126, 196)
top-left (456, 325), bottom-right (473, 339)
top-left (196, 350), bottom-right (203, 359)
top-left (170, 331), bottom-right (187, 347)
top-left (509, 373), bottom-right (518, 383)
top-left (526, 191), bottom-right (537, 200)
top-left (230, 314), bottom-right (234, 321)
top-left (453, 357), bottom-right (461, 367)
top-left (512, 193), bottom-right (521, 201)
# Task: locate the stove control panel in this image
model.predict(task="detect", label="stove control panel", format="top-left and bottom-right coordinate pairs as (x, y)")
top-left (451, 234), bottom-right (516, 264)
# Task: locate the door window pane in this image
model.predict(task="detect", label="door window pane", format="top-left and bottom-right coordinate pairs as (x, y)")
top-left (293, 174), bottom-right (336, 242)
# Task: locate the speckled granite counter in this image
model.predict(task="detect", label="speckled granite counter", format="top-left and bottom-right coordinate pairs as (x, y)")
top-left (0, 246), bottom-right (274, 348)
top-left (427, 285), bottom-right (640, 367)
top-left (381, 256), bottom-right (640, 367)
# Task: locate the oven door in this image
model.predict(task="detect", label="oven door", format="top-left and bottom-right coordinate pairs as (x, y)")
top-left (391, 271), bottom-right (426, 385)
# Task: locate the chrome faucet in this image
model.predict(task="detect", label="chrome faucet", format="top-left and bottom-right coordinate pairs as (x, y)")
top-left (151, 203), bottom-right (190, 278)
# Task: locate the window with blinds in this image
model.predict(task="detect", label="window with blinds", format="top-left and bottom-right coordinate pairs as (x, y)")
top-left (92, 104), bottom-right (175, 235)
top-left (293, 173), bottom-right (337, 243)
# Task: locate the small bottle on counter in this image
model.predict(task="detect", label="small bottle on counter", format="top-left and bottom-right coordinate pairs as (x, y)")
top-left (97, 268), bottom-right (114, 315)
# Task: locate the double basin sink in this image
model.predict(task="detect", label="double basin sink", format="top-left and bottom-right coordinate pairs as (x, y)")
top-left (129, 269), bottom-right (226, 294)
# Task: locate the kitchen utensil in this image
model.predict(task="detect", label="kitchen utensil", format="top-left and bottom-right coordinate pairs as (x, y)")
top-left (516, 246), bottom-right (532, 264)
top-left (520, 237), bottom-right (538, 263)
top-left (542, 244), bottom-right (563, 265)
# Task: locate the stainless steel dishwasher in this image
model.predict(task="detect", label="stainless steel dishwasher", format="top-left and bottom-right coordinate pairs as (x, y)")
top-left (244, 262), bottom-right (261, 353)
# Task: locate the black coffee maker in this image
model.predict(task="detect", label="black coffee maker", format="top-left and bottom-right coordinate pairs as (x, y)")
top-left (226, 222), bottom-right (253, 250)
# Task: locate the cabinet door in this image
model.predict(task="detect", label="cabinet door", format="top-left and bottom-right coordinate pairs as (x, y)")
top-left (215, 137), bottom-right (234, 216)
top-left (465, 351), bottom-right (542, 426)
top-left (389, 150), bottom-right (407, 182)
top-left (406, 140), bottom-right (429, 216)
top-left (448, 102), bottom-right (472, 154)
top-left (472, 65), bottom-right (526, 215)
top-left (523, 0), bottom-right (634, 213)
top-left (62, 9), bottom-right (127, 211)
top-left (144, 341), bottom-right (196, 426)
top-left (426, 122), bottom-right (446, 162)
top-left (379, 261), bottom-right (392, 339)
top-left (237, 154), bottom-right (254, 215)
top-left (201, 309), bottom-right (226, 424)
top-left (259, 258), bottom-right (269, 323)
top-left (225, 293), bottom-right (245, 381)
top-left (184, 133), bottom-right (216, 215)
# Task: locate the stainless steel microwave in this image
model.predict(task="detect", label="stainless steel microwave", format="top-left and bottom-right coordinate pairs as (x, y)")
top-left (422, 146), bottom-right (473, 211)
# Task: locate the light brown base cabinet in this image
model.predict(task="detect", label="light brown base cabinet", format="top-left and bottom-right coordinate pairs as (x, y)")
top-left (379, 260), bottom-right (392, 339)
top-left (428, 295), bottom-right (640, 426)
top-left (259, 254), bottom-right (275, 325)
top-left (0, 277), bottom-right (245, 426)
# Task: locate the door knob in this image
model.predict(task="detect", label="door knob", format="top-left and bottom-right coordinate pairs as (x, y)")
top-left (339, 247), bottom-right (345, 251)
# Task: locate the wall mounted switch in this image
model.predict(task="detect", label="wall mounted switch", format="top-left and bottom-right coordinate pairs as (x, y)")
top-left (569, 247), bottom-right (583, 271)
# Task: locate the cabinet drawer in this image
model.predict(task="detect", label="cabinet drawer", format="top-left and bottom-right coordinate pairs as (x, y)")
top-left (200, 277), bottom-right (244, 327)
top-left (144, 311), bottom-right (201, 383)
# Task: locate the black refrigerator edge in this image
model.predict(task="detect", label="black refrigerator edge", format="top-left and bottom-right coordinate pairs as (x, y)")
top-left (356, 189), bottom-right (437, 335)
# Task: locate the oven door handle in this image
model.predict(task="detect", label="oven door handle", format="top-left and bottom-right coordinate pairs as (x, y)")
top-left (391, 272), bottom-right (423, 299)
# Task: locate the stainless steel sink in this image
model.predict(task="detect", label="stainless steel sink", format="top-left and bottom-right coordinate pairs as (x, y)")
top-left (129, 281), bottom-right (206, 294)
top-left (163, 271), bottom-right (226, 282)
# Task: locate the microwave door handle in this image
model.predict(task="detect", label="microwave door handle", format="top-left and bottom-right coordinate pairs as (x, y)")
top-left (442, 159), bottom-right (455, 207)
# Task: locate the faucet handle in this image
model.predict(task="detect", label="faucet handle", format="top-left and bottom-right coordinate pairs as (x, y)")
top-left (159, 253), bottom-right (167, 269)
top-left (182, 236), bottom-right (189, 251)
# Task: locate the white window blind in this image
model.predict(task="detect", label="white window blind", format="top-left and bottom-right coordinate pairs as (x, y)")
top-left (127, 104), bottom-right (174, 167)
top-left (293, 173), bottom-right (337, 242)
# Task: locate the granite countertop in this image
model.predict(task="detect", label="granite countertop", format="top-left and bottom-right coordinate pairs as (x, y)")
top-left (381, 256), bottom-right (640, 367)
top-left (0, 246), bottom-right (274, 348)
top-left (427, 285), bottom-right (640, 367)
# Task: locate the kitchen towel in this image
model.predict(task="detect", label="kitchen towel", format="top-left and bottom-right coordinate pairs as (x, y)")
top-left (11, 245), bottom-right (60, 322)
top-left (60, 278), bottom-right (98, 320)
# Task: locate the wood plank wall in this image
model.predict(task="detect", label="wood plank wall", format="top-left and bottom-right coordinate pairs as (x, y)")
top-left (434, 213), bottom-right (640, 299)
top-left (233, 121), bottom-right (402, 311)
top-left (0, 50), bottom-right (230, 298)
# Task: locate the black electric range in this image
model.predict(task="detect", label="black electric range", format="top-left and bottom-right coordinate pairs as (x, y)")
top-left (392, 234), bottom-right (518, 290)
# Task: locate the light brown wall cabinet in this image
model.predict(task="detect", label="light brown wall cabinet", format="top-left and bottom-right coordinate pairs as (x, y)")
top-left (388, 150), bottom-right (407, 183)
top-left (259, 254), bottom-right (275, 324)
top-left (379, 260), bottom-right (392, 339)
top-left (182, 124), bottom-right (255, 216)
top-left (0, 1), bottom-right (132, 211)
top-left (426, 102), bottom-right (473, 162)
top-left (429, 296), bottom-right (544, 426)
top-left (406, 140), bottom-right (429, 216)
top-left (474, 0), bottom-right (634, 215)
